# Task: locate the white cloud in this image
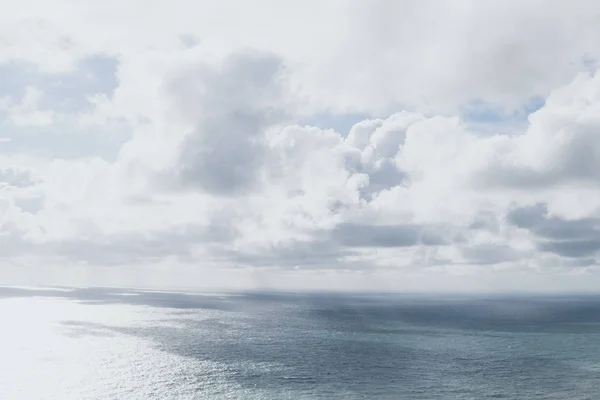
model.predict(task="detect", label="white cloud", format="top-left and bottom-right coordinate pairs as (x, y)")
top-left (2, 1), bottom-right (600, 291)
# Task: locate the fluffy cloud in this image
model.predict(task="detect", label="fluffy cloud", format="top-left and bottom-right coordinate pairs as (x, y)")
top-left (168, 51), bottom-right (291, 195)
top-left (2, 1), bottom-right (600, 291)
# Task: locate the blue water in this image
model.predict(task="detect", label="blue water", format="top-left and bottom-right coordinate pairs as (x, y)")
top-left (1, 287), bottom-right (600, 399)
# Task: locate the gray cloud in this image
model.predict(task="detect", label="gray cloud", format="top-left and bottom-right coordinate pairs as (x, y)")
top-left (169, 51), bottom-right (290, 196)
top-left (217, 238), bottom-right (356, 270)
top-left (475, 164), bottom-right (558, 190)
top-left (199, 220), bottom-right (453, 270)
top-left (0, 207), bottom-right (452, 270)
top-left (507, 203), bottom-right (600, 258)
top-left (468, 213), bottom-right (500, 233)
top-left (344, 155), bottom-right (407, 200)
top-left (177, 112), bottom-right (267, 195)
top-left (506, 203), bottom-right (548, 228)
top-left (332, 223), bottom-right (448, 248)
top-left (461, 243), bottom-right (522, 265)
top-left (537, 239), bottom-right (600, 258)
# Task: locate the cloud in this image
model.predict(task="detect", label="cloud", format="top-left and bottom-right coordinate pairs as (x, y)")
top-left (507, 203), bottom-right (600, 258)
top-left (471, 73), bottom-right (600, 191)
top-left (0, 55), bottom-right (127, 159)
top-left (332, 223), bottom-right (446, 248)
top-left (302, 0), bottom-right (600, 115)
top-left (3, 2), bottom-right (600, 291)
top-left (460, 243), bottom-right (523, 266)
top-left (2, 1), bottom-right (599, 115)
top-left (167, 51), bottom-right (291, 195)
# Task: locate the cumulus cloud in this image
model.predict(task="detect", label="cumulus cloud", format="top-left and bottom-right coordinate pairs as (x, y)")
top-left (472, 73), bottom-right (600, 190)
top-left (168, 51), bottom-right (291, 195)
top-left (3, 1), bottom-right (600, 291)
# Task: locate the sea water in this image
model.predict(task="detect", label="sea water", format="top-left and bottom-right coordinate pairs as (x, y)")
top-left (1, 286), bottom-right (599, 399)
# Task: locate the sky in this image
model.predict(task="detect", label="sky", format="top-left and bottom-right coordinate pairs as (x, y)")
top-left (3, 0), bottom-right (600, 292)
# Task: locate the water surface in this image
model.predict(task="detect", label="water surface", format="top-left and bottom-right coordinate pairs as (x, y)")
top-left (1, 287), bottom-right (599, 399)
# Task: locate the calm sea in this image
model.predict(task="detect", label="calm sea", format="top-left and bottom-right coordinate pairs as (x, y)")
top-left (1, 286), bottom-right (600, 399)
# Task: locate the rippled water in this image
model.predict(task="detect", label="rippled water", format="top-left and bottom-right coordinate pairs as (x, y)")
top-left (1, 287), bottom-right (600, 399)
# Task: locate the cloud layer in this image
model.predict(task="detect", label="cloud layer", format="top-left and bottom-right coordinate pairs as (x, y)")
top-left (2, 1), bottom-right (600, 291)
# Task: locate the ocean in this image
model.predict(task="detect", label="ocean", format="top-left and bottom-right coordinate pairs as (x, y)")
top-left (1, 286), bottom-right (600, 399)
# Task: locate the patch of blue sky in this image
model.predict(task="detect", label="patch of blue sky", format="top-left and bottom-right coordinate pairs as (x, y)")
top-left (582, 54), bottom-right (597, 74)
top-left (179, 34), bottom-right (201, 49)
top-left (0, 122), bottom-right (129, 161)
top-left (460, 96), bottom-right (546, 135)
top-left (300, 97), bottom-right (547, 138)
top-left (0, 54), bottom-right (119, 114)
